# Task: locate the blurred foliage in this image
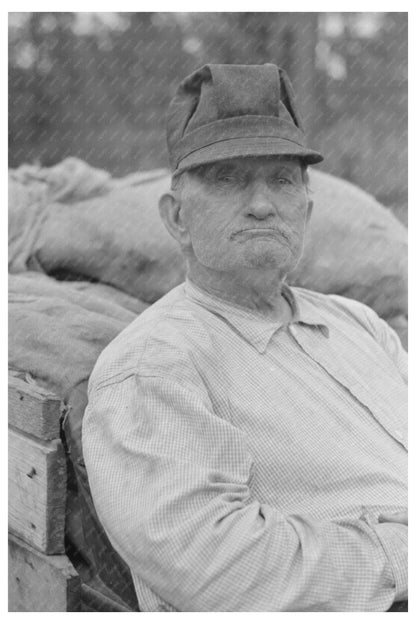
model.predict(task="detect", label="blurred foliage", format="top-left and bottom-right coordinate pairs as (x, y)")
top-left (9, 12), bottom-right (407, 220)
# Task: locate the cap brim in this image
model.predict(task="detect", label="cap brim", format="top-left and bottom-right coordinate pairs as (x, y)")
top-left (175, 136), bottom-right (323, 175)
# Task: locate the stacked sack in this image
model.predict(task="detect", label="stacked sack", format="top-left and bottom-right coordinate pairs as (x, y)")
top-left (291, 169), bottom-right (408, 345)
top-left (9, 158), bottom-right (184, 303)
top-left (9, 157), bottom-right (407, 333)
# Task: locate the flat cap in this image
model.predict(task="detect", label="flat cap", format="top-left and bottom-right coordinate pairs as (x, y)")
top-left (167, 63), bottom-right (323, 177)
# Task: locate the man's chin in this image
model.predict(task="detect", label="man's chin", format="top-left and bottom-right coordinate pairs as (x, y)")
top-left (241, 249), bottom-right (294, 271)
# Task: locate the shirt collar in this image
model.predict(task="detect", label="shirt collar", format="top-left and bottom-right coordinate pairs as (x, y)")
top-left (184, 279), bottom-right (329, 353)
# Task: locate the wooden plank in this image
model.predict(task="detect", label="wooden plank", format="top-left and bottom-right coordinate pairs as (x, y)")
top-left (8, 427), bottom-right (66, 554)
top-left (8, 374), bottom-right (62, 440)
top-left (8, 533), bottom-right (81, 612)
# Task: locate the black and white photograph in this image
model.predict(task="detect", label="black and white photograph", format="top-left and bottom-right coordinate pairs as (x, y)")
top-left (8, 9), bottom-right (408, 613)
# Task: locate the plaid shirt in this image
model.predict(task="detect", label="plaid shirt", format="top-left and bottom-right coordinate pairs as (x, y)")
top-left (83, 280), bottom-right (407, 611)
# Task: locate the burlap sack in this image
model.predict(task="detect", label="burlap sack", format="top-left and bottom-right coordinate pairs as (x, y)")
top-left (8, 272), bottom-right (147, 397)
top-left (9, 161), bottom-right (184, 303)
top-left (291, 169), bottom-right (407, 322)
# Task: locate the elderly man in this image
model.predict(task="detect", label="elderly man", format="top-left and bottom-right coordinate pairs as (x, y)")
top-left (82, 64), bottom-right (407, 612)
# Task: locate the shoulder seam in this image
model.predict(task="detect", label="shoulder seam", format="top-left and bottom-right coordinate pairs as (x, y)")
top-left (93, 371), bottom-right (207, 397)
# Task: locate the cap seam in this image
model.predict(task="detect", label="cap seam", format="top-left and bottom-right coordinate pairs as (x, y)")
top-left (176, 115), bottom-right (305, 151)
top-left (182, 114), bottom-right (302, 130)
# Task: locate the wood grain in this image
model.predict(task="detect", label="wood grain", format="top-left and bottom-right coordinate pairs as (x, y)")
top-left (8, 533), bottom-right (80, 612)
top-left (8, 374), bottom-right (62, 440)
top-left (8, 427), bottom-right (66, 554)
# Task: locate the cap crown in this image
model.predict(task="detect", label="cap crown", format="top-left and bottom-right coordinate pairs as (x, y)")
top-left (167, 63), bottom-right (323, 173)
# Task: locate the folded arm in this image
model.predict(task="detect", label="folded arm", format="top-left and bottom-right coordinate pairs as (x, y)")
top-left (83, 373), bottom-right (407, 611)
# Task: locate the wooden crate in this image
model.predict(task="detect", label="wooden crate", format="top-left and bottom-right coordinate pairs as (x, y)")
top-left (8, 374), bottom-right (81, 611)
top-left (8, 533), bottom-right (80, 612)
top-left (8, 373), bottom-right (132, 612)
top-left (9, 428), bottom-right (67, 554)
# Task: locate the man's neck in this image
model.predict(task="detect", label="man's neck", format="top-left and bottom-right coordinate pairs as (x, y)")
top-left (187, 264), bottom-right (292, 324)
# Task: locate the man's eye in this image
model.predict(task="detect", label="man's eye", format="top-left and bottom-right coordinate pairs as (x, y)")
top-left (275, 177), bottom-right (292, 185)
top-left (215, 172), bottom-right (248, 188)
top-left (216, 172), bottom-right (238, 183)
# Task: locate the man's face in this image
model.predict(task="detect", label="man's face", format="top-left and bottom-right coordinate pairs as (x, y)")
top-left (178, 156), bottom-right (310, 278)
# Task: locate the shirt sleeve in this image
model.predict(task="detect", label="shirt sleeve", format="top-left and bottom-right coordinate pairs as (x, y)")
top-left (370, 522), bottom-right (408, 602)
top-left (328, 293), bottom-right (408, 384)
top-left (82, 373), bottom-right (407, 612)
top-left (361, 307), bottom-right (408, 384)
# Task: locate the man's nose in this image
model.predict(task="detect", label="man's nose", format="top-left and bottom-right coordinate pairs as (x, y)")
top-left (246, 180), bottom-right (277, 219)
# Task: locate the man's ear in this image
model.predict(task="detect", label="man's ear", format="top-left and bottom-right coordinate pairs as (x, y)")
top-left (158, 192), bottom-right (191, 249)
top-left (306, 199), bottom-right (313, 223)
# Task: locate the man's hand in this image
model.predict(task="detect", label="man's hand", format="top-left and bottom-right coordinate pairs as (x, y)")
top-left (377, 510), bottom-right (408, 603)
top-left (378, 511), bottom-right (408, 526)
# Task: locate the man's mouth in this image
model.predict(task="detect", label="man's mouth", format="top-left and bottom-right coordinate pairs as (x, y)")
top-left (231, 228), bottom-right (288, 241)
